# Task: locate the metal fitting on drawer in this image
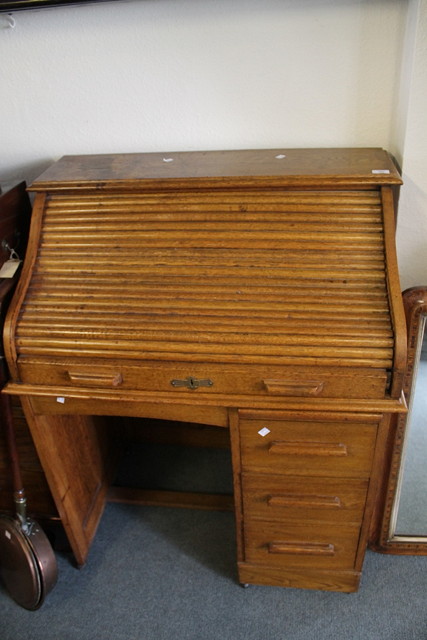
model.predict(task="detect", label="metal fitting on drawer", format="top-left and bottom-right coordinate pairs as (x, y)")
top-left (170, 376), bottom-right (213, 390)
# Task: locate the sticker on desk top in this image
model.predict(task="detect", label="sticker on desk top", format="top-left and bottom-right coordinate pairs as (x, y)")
top-left (258, 427), bottom-right (270, 437)
top-left (372, 169), bottom-right (390, 174)
top-left (56, 397), bottom-right (65, 404)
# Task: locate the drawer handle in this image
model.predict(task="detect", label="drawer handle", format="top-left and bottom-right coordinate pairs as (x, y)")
top-left (67, 371), bottom-right (123, 387)
top-left (268, 541), bottom-right (335, 556)
top-left (267, 494), bottom-right (342, 509)
top-left (263, 379), bottom-right (324, 396)
top-left (268, 441), bottom-right (348, 457)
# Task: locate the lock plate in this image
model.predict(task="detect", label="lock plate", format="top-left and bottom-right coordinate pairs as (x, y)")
top-left (170, 376), bottom-right (213, 390)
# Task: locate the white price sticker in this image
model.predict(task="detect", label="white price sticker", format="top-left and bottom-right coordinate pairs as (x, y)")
top-left (0, 259), bottom-right (21, 278)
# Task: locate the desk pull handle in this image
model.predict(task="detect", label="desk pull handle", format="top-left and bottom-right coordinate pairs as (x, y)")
top-left (267, 494), bottom-right (342, 509)
top-left (263, 379), bottom-right (324, 396)
top-left (268, 541), bottom-right (335, 556)
top-left (67, 371), bottom-right (123, 387)
top-left (268, 441), bottom-right (348, 457)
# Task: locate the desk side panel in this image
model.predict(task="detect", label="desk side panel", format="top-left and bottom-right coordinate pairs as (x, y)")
top-left (19, 398), bottom-right (116, 566)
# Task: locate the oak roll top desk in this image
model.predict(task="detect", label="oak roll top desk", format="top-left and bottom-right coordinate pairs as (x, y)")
top-left (3, 148), bottom-right (407, 592)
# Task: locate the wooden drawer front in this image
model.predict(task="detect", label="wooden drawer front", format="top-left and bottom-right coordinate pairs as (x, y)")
top-left (242, 474), bottom-right (368, 524)
top-left (244, 520), bottom-right (360, 570)
top-left (239, 418), bottom-right (377, 477)
top-left (17, 358), bottom-right (386, 400)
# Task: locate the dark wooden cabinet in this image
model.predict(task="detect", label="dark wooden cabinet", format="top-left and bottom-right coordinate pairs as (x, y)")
top-left (3, 149), bottom-right (407, 591)
top-left (0, 183), bottom-right (57, 521)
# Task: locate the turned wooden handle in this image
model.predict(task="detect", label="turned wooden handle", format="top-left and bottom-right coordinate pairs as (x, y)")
top-left (263, 379), bottom-right (324, 396)
top-left (268, 441), bottom-right (348, 456)
top-left (267, 494), bottom-right (342, 509)
top-left (67, 371), bottom-right (123, 387)
top-left (268, 541), bottom-right (335, 556)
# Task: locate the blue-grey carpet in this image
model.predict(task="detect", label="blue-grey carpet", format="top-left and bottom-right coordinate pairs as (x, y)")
top-left (1, 501), bottom-right (426, 640)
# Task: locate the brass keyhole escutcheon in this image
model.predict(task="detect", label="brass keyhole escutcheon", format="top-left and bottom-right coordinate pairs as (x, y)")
top-left (170, 376), bottom-right (213, 390)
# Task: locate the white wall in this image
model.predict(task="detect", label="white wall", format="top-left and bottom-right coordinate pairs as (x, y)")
top-left (396, 0), bottom-right (427, 289)
top-left (1, 0), bottom-right (426, 287)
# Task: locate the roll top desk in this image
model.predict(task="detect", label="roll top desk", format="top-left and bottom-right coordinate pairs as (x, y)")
top-left (3, 148), bottom-right (407, 592)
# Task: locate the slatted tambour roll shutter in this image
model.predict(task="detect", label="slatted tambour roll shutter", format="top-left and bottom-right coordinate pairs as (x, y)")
top-left (16, 188), bottom-right (393, 370)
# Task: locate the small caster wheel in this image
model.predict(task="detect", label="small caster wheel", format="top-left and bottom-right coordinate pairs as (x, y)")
top-left (240, 583), bottom-right (250, 589)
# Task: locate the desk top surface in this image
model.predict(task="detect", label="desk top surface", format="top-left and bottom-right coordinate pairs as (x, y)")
top-left (31, 148), bottom-right (401, 192)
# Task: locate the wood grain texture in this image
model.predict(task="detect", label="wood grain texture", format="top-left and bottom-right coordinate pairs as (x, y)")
top-left (242, 474), bottom-right (368, 524)
top-left (30, 148), bottom-right (402, 192)
top-left (237, 562), bottom-right (361, 592)
top-left (13, 187), bottom-right (397, 387)
top-left (238, 416), bottom-right (377, 478)
top-left (0, 183), bottom-right (56, 522)
top-left (2, 148), bottom-right (407, 588)
top-left (244, 519), bottom-right (360, 569)
top-left (18, 397), bottom-right (117, 567)
top-left (381, 187), bottom-right (407, 397)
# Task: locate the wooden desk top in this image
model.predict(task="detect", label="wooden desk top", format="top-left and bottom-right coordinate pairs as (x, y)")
top-left (31, 148), bottom-right (402, 192)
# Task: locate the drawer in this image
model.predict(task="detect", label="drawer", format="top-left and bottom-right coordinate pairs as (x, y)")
top-left (244, 520), bottom-right (360, 570)
top-left (17, 357), bottom-right (387, 399)
top-left (242, 474), bottom-right (369, 524)
top-left (239, 417), bottom-right (378, 477)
